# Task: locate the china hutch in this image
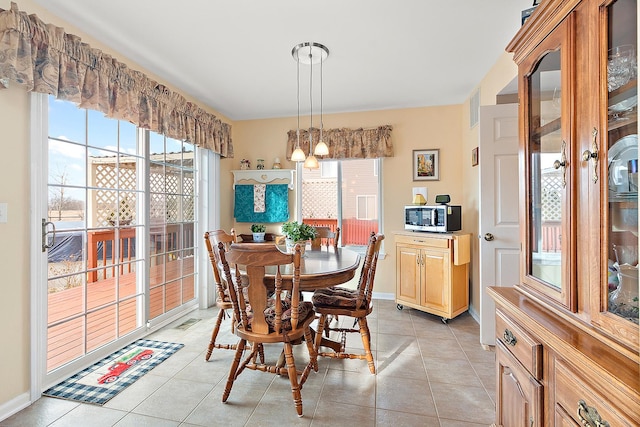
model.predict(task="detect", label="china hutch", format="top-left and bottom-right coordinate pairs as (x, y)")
top-left (488, 0), bottom-right (639, 426)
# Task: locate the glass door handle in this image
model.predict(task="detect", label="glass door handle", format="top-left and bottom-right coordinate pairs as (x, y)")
top-left (581, 128), bottom-right (599, 183)
top-left (42, 218), bottom-right (56, 252)
top-left (553, 140), bottom-right (569, 188)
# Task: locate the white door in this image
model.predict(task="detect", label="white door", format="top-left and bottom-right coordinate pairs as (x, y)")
top-left (479, 104), bottom-right (520, 345)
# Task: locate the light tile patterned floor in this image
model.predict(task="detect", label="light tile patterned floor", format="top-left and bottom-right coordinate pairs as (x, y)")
top-left (2, 300), bottom-right (496, 426)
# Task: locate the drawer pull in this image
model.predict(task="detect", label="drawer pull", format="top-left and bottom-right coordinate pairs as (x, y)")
top-left (503, 329), bottom-right (517, 346)
top-left (577, 400), bottom-right (610, 427)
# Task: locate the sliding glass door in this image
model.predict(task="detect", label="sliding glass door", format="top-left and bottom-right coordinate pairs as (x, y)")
top-left (39, 95), bottom-right (198, 385)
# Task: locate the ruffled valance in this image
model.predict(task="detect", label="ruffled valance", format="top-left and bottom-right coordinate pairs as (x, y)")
top-left (0, 2), bottom-right (233, 157)
top-left (286, 125), bottom-right (393, 160)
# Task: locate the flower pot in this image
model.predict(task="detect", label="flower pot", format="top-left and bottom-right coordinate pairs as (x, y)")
top-left (285, 238), bottom-right (307, 256)
top-left (252, 232), bottom-right (266, 243)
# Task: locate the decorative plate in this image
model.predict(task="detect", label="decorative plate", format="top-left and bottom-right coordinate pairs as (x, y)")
top-left (608, 134), bottom-right (638, 195)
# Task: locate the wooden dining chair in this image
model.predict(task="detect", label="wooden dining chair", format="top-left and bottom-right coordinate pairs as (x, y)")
top-left (311, 226), bottom-right (340, 250)
top-left (203, 229), bottom-right (239, 361)
top-left (218, 242), bottom-right (318, 417)
top-left (312, 232), bottom-right (384, 374)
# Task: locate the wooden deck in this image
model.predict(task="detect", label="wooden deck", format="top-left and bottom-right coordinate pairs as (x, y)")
top-left (47, 257), bottom-right (194, 371)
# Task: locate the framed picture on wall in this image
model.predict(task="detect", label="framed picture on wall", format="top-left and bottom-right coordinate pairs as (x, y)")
top-left (413, 149), bottom-right (440, 181)
top-left (471, 147), bottom-right (479, 167)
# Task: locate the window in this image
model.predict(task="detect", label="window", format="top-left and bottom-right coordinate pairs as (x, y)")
top-left (321, 161), bottom-right (337, 178)
top-left (44, 96), bottom-right (200, 371)
top-left (356, 195), bottom-right (377, 220)
top-left (300, 158), bottom-right (381, 247)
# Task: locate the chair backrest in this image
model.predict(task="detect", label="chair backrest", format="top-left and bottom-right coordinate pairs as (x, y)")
top-left (355, 232), bottom-right (385, 308)
top-left (204, 229), bottom-right (237, 301)
top-left (218, 242), bottom-right (302, 335)
top-left (311, 226), bottom-right (340, 250)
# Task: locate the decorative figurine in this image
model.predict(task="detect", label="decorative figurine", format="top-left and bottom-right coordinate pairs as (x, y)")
top-left (240, 159), bottom-right (250, 170)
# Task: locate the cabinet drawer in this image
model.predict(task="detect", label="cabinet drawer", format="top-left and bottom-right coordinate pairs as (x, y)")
top-left (395, 234), bottom-right (450, 248)
top-left (495, 310), bottom-right (542, 380)
top-left (555, 359), bottom-right (639, 427)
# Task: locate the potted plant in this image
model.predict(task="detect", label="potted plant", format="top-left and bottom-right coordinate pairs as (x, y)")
top-left (251, 224), bottom-right (266, 242)
top-left (281, 221), bottom-right (318, 254)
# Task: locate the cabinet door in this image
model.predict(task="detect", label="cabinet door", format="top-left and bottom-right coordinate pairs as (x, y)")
top-left (520, 14), bottom-right (576, 311)
top-left (587, 0), bottom-right (639, 349)
top-left (396, 245), bottom-right (420, 306)
top-left (421, 248), bottom-right (449, 313)
top-left (495, 341), bottom-right (543, 427)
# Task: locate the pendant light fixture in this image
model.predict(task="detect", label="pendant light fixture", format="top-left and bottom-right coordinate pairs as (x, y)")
top-left (291, 42), bottom-right (329, 168)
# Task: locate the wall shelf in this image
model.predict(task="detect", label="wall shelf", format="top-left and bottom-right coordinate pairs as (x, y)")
top-left (231, 169), bottom-right (295, 190)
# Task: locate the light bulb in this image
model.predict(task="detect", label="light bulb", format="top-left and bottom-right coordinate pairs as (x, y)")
top-left (314, 140), bottom-right (329, 156)
top-left (304, 154), bottom-right (319, 169)
top-left (291, 147), bottom-right (306, 162)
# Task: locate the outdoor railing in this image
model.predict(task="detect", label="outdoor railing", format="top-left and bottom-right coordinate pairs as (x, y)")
top-left (303, 218), bottom-right (378, 246)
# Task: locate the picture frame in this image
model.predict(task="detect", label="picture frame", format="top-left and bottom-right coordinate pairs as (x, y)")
top-left (471, 147), bottom-right (479, 167)
top-left (413, 149), bottom-right (440, 181)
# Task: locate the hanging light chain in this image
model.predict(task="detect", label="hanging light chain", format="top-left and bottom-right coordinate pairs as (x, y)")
top-left (309, 43), bottom-right (313, 152)
top-left (320, 49), bottom-right (324, 142)
top-left (296, 51), bottom-right (300, 147)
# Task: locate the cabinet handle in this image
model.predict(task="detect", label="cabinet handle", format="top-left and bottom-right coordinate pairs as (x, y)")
top-left (553, 140), bottom-right (568, 188)
top-left (503, 329), bottom-right (517, 346)
top-left (581, 127), bottom-right (599, 184)
top-left (577, 399), bottom-right (610, 427)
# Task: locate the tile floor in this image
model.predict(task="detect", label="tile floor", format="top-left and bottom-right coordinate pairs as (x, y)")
top-left (2, 299), bottom-right (496, 426)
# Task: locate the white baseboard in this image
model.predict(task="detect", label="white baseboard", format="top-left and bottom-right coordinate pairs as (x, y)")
top-left (0, 392), bottom-right (32, 423)
top-left (468, 305), bottom-right (480, 323)
top-left (372, 292), bottom-right (394, 300)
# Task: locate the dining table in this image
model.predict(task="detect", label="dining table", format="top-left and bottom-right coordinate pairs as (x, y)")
top-left (262, 245), bottom-right (361, 290)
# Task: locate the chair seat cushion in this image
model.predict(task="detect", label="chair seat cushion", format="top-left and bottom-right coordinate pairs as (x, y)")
top-left (312, 287), bottom-right (366, 309)
top-left (247, 300), bottom-right (314, 332)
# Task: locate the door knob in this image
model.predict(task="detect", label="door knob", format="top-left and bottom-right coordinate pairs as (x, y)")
top-left (484, 233), bottom-right (495, 241)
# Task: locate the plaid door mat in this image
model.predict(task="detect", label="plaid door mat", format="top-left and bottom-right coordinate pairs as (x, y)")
top-left (43, 339), bottom-right (184, 405)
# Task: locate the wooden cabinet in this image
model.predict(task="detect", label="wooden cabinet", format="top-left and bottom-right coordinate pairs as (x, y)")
top-left (490, 289), bottom-right (639, 426)
top-left (394, 231), bottom-right (470, 322)
top-left (490, 0), bottom-right (640, 424)
top-left (495, 340), bottom-right (543, 427)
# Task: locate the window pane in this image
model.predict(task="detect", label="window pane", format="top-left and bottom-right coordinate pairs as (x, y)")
top-left (301, 158), bottom-right (380, 248)
top-left (341, 159), bottom-right (379, 246)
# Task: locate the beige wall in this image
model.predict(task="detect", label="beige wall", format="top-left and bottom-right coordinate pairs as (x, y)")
top-left (0, 0), bottom-right (519, 413)
top-left (228, 106), bottom-right (465, 297)
top-left (0, 84), bottom-right (31, 405)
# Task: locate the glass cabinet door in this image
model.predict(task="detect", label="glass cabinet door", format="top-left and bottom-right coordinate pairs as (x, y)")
top-left (603, 0), bottom-right (638, 326)
top-left (521, 17), bottom-right (575, 310)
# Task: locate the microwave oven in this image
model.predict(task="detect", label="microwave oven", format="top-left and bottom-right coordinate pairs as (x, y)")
top-left (404, 205), bottom-right (462, 233)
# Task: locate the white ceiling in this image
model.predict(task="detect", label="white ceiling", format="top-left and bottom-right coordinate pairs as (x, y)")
top-left (34, 0), bottom-right (532, 121)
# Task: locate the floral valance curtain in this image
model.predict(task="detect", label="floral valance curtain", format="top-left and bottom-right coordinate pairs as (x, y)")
top-left (0, 2), bottom-right (233, 157)
top-left (286, 125), bottom-right (393, 160)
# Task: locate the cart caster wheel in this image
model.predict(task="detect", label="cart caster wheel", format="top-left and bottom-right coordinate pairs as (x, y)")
top-left (441, 317), bottom-right (448, 324)
top-left (396, 304), bottom-right (404, 310)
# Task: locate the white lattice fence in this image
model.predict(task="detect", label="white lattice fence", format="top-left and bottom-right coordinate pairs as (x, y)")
top-left (95, 164), bottom-right (137, 226)
top-left (541, 169), bottom-right (562, 221)
top-left (301, 180), bottom-right (338, 219)
top-left (94, 163), bottom-right (194, 225)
